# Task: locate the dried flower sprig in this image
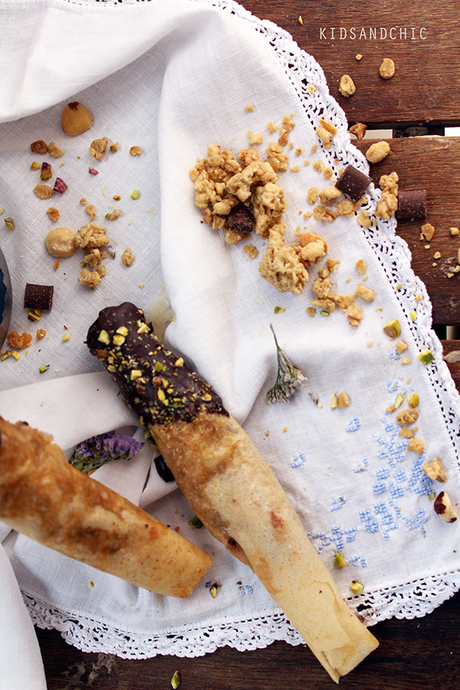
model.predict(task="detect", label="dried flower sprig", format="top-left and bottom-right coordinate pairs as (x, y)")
top-left (70, 430), bottom-right (144, 473)
top-left (266, 324), bottom-right (306, 404)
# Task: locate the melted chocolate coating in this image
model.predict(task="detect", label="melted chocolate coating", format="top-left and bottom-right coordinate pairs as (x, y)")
top-left (86, 302), bottom-right (228, 426)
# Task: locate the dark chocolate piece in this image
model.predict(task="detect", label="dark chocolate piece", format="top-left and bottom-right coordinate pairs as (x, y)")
top-left (227, 202), bottom-right (254, 233)
top-left (24, 283), bottom-right (54, 311)
top-left (86, 302), bottom-right (228, 427)
top-left (396, 190), bottom-right (427, 221)
top-left (335, 164), bottom-right (372, 201)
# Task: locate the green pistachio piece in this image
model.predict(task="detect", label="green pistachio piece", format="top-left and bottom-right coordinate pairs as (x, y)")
top-left (394, 393), bottom-right (404, 409)
top-left (350, 580), bottom-right (364, 594)
top-left (171, 670), bottom-right (181, 689)
top-left (418, 348), bottom-right (434, 365)
top-left (383, 319), bottom-right (401, 339)
top-left (333, 552), bottom-right (345, 567)
top-left (407, 393), bottom-right (419, 408)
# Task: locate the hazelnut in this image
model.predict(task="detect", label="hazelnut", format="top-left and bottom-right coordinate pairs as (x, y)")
top-left (434, 491), bottom-right (458, 523)
top-left (61, 102), bottom-right (93, 136)
top-left (45, 227), bottom-right (77, 257)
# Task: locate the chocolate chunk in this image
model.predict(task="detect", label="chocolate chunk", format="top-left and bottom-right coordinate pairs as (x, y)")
top-left (227, 203), bottom-right (254, 233)
top-left (396, 190), bottom-right (427, 221)
top-left (335, 164), bottom-right (372, 201)
top-left (24, 283), bottom-right (54, 311)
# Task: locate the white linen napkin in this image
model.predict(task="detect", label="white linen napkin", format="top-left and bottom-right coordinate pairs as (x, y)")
top-left (0, 0), bottom-right (459, 673)
top-left (0, 543), bottom-right (47, 690)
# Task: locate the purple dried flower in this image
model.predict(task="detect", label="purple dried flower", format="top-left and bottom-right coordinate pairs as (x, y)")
top-left (70, 431), bottom-right (144, 473)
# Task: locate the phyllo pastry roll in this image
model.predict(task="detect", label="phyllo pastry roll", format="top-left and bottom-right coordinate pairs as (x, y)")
top-left (87, 303), bottom-right (379, 682)
top-left (0, 417), bottom-right (212, 598)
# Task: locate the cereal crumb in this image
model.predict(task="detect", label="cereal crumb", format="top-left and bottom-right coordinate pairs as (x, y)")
top-left (36, 329), bottom-right (46, 340)
top-left (245, 104), bottom-right (254, 112)
top-left (306, 307), bottom-right (316, 317)
top-left (339, 74), bottom-right (356, 97)
top-left (355, 259), bottom-right (367, 275)
top-left (48, 141), bottom-right (63, 158)
top-left (266, 120), bottom-right (278, 133)
top-left (122, 248), bottom-right (135, 266)
top-left (89, 137), bottom-right (108, 161)
top-left (349, 122), bottom-right (367, 140)
top-left (379, 58), bottom-right (395, 79)
top-left (34, 184), bottom-right (54, 200)
top-left (47, 207), bottom-right (59, 222)
top-left (129, 146), bottom-right (142, 156)
top-left (85, 204), bottom-right (96, 221)
top-left (450, 227), bottom-right (459, 236)
top-left (243, 244), bottom-right (258, 259)
top-left (421, 223), bottom-right (435, 241)
top-left (366, 141), bottom-right (391, 163)
top-left (7, 331), bottom-right (32, 349)
top-left (355, 54), bottom-right (363, 61)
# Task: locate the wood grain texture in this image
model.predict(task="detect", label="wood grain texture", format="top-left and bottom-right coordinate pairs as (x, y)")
top-left (241, 0), bottom-right (460, 128)
top-left (353, 136), bottom-right (460, 325)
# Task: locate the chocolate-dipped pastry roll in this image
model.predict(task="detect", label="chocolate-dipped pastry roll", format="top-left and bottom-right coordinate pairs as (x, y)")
top-left (87, 303), bottom-right (379, 682)
top-left (0, 417), bottom-right (211, 598)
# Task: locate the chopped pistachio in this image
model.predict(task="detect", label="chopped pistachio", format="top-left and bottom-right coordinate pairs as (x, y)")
top-left (274, 306), bottom-right (285, 313)
top-left (188, 516), bottom-right (204, 529)
top-left (39, 364), bottom-right (50, 374)
top-left (131, 189), bottom-right (139, 200)
top-left (418, 348), bottom-right (434, 365)
top-left (407, 393), bottom-right (419, 408)
top-left (97, 329), bottom-right (110, 344)
top-left (383, 319), bottom-right (401, 339)
top-left (116, 326), bottom-right (129, 336)
top-left (210, 583), bottom-right (219, 598)
top-left (401, 357), bottom-right (412, 364)
top-left (112, 334), bottom-right (126, 346)
top-left (394, 393), bottom-right (404, 409)
top-left (331, 393), bottom-right (338, 409)
top-left (4, 217), bottom-right (15, 230)
top-left (171, 671), bottom-right (181, 689)
top-left (320, 309), bottom-right (330, 316)
top-left (350, 580), bottom-right (364, 594)
top-left (334, 552), bottom-right (345, 567)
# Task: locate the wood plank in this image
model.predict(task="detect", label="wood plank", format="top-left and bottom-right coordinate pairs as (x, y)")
top-left (442, 339), bottom-right (460, 389)
top-left (36, 589), bottom-right (460, 689)
top-left (241, 0), bottom-right (460, 128)
top-left (353, 136), bottom-right (460, 325)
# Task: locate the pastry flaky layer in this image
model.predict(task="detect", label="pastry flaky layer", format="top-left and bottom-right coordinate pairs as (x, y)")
top-left (87, 302), bottom-right (379, 681)
top-left (151, 413), bottom-right (379, 682)
top-left (0, 417), bottom-right (212, 598)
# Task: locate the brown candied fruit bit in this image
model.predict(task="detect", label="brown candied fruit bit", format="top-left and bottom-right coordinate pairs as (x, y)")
top-left (30, 140), bottom-right (48, 154)
top-left (7, 331), bottom-right (33, 349)
top-left (61, 102), bottom-right (93, 136)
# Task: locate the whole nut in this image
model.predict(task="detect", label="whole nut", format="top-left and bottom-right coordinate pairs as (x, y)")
top-left (45, 227), bottom-right (77, 257)
top-left (61, 102), bottom-right (93, 136)
top-left (434, 491), bottom-right (458, 523)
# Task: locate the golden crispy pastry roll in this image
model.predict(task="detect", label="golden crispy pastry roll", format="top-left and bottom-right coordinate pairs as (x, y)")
top-left (87, 302), bottom-right (379, 681)
top-left (0, 417), bottom-right (212, 598)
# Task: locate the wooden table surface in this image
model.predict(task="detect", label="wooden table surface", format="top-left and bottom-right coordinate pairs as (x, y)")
top-left (36, 2), bottom-right (460, 688)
